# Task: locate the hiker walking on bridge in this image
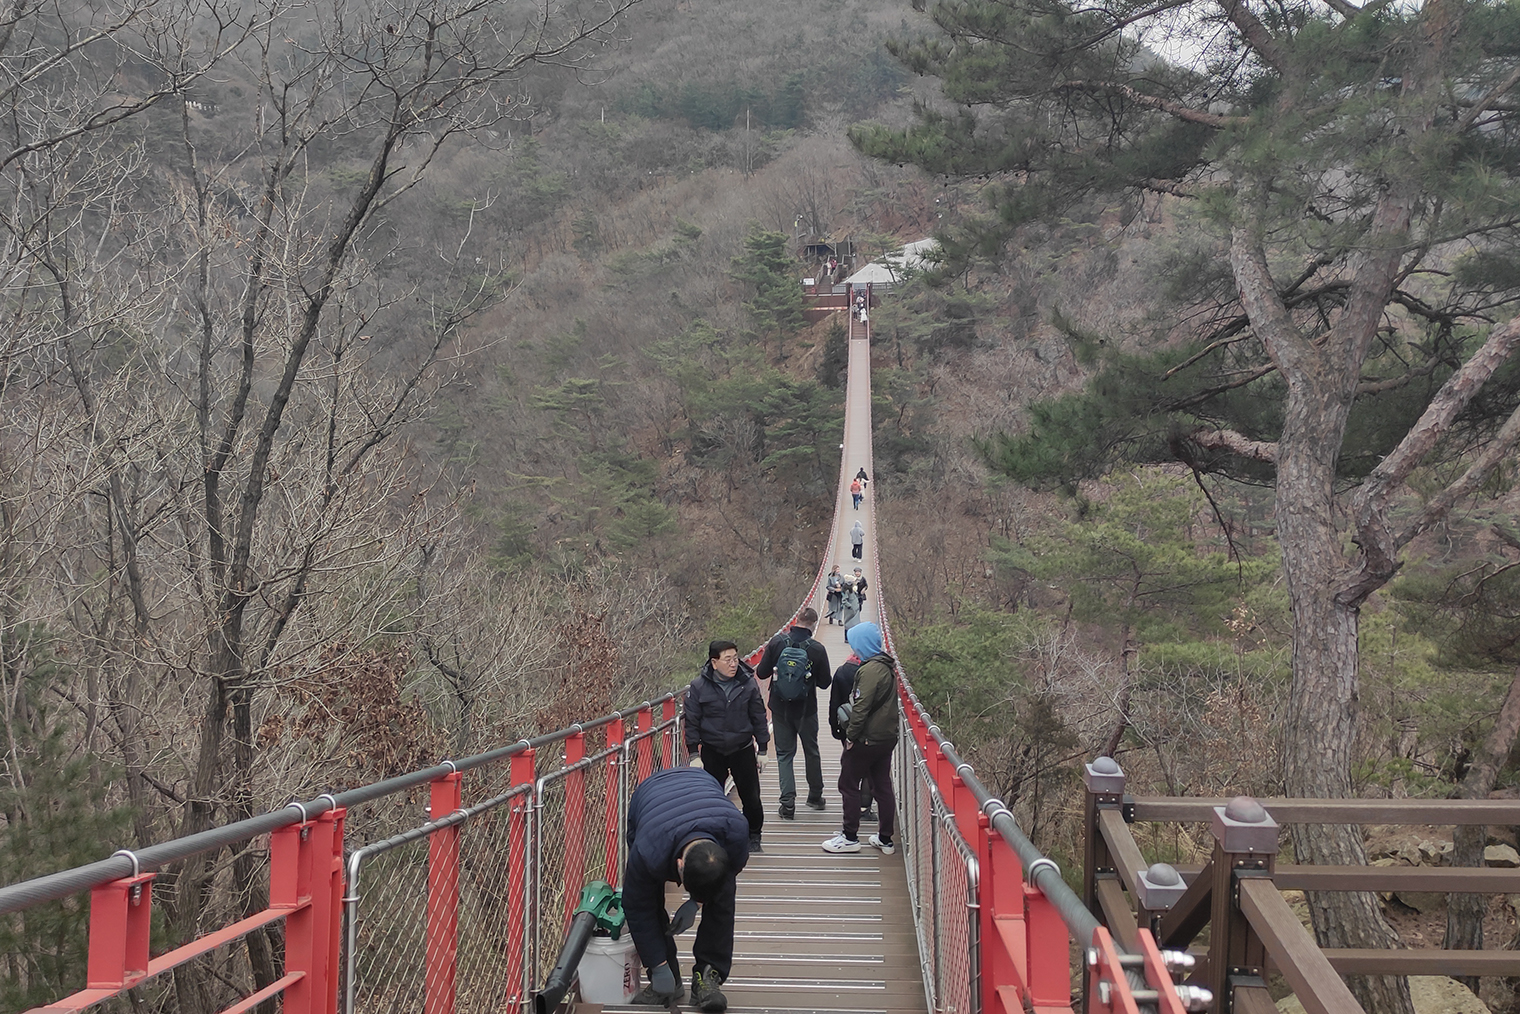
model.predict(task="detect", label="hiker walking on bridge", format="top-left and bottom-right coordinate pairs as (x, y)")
top-left (756, 607), bottom-right (831, 819)
top-left (623, 766), bottom-right (748, 1012)
top-left (822, 622), bottom-right (897, 856)
top-left (825, 565), bottom-right (844, 624)
top-left (849, 520), bottom-right (865, 560)
top-left (685, 641), bottom-right (769, 852)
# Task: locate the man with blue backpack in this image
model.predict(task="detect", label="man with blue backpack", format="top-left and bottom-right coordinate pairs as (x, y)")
top-left (755, 607), bottom-right (832, 819)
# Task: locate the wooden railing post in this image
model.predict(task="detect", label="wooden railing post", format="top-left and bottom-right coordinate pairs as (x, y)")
top-left (1208, 796), bottom-right (1278, 1012)
top-left (1083, 757), bottom-right (1125, 920)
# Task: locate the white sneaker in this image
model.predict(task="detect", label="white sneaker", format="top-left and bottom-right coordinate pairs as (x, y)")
top-left (821, 834), bottom-right (862, 853)
top-left (868, 834), bottom-right (896, 856)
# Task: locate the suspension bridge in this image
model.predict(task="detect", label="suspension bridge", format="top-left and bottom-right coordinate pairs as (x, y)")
top-left (3, 284), bottom-right (1518, 1014)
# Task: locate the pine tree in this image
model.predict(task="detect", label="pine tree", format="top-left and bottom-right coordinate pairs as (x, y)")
top-left (730, 226), bottom-right (807, 357)
top-left (858, 2), bottom-right (1520, 1009)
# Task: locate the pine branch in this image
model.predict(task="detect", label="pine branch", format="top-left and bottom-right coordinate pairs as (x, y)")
top-left (1339, 317), bottom-right (1520, 605)
top-left (1057, 80), bottom-right (1247, 128)
top-left (1185, 427), bottom-right (1278, 462)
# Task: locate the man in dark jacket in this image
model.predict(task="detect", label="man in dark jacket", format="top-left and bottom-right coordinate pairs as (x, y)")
top-left (755, 608), bottom-right (831, 819)
top-left (821, 622), bottom-right (898, 856)
top-left (685, 640), bottom-right (769, 850)
top-left (623, 766), bottom-right (750, 1011)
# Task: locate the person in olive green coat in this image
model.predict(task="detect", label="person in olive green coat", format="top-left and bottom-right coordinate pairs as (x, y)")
top-left (820, 622), bottom-right (899, 855)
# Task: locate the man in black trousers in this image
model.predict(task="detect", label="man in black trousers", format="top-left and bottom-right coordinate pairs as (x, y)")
top-left (623, 765), bottom-right (751, 1012)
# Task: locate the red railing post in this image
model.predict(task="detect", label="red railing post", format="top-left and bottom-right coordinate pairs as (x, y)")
top-left (660, 698), bottom-right (677, 768)
top-left (426, 774), bottom-right (463, 1014)
top-left (950, 771), bottom-right (979, 856)
top-left (563, 731), bottom-right (587, 924)
top-left (982, 822), bottom-right (1027, 1014)
top-left (274, 809), bottom-right (343, 1014)
top-left (605, 717), bottom-right (625, 885)
top-left (85, 871), bottom-right (155, 990)
top-left (504, 749), bottom-right (536, 1008)
top-left (321, 808), bottom-right (345, 1014)
top-left (634, 705), bottom-right (654, 783)
top-left (1025, 885), bottom-right (1074, 1013)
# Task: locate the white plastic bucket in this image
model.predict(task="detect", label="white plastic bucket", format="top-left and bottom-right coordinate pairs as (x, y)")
top-left (578, 934), bottom-right (640, 1004)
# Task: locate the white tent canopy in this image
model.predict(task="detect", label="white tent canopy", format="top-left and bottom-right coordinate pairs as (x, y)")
top-left (840, 238), bottom-right (939, 289)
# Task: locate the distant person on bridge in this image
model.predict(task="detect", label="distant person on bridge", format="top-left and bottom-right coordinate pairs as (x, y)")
top-left (849, 520), bottom-right (865, 560)
top-left (852, 567), bottom-right (868, 608)
top-left (685, 640), bottom-right (769, 853)
top-left (756, 607), bottom-right (832, 820)
top-left (828, 643), bottom-right (876, 822)
top-left (825, 565), bottom-right (845, 624)
top-left (623, 766), bottom-right (749, 1012)
top-left (822, 622), bottom-right (898, 856)
top-left (850, 476), bottom-right (864, 509)
top-left (836, 574), bottom-right (861, 630)
top-left (855, 466), bottom-right (869, 486)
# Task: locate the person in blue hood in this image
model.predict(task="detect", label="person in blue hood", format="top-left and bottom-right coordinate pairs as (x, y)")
top-left (821, 622), bottom-right (899, 856)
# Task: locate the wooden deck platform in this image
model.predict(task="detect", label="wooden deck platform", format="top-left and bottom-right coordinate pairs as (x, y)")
top-left (599, 327), bottom-right (922, 1014)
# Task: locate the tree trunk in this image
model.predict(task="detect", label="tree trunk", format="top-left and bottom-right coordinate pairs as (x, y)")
top-left (1444, 665), bottom-right (1520, 993)
top-left (1277, 367), bottom-right (1413, 1014)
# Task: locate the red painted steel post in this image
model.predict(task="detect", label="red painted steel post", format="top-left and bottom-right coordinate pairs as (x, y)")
top-left (85, 872), bottom-right (155, 990)
top-left (1026, 885), bottom-right (1075, 1013)
top-left (563, 731), bottom-right (587, 924)
top-left (932, 744), bottom-right (954, 803)
top-left (660, 698), bottom-right (677, 768)
top-left (635, 705), bottom-right (653, 783)
top-left (604, 717), bottom-right (625, 885)
top-left (426, 774), bottom-right (463, 1014)
top-left (317, 808), bottom-right (346, 1014)
top-left (272, 818), bottom-right (316, 1014)
top-left (504, 749), bottom-right (536, 1008)
top-left (950, 772), bottom-right (979, 855)
top-left (982, 823), bottom-right (1027, 1014)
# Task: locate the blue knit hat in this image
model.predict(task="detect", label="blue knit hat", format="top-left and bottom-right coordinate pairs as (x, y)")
top-left (846, 622), bottom-right (883, 659)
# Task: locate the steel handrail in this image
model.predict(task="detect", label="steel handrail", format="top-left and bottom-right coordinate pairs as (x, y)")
top-left (0, 691), bottom-right (679, 915)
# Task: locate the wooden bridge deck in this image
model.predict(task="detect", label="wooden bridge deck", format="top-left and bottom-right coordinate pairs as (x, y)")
top-left (602, 326), bottom-right (925, 1013)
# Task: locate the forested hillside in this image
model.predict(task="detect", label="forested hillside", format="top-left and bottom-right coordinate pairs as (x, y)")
top-left (6, 0), bottom-right (1520, 1009)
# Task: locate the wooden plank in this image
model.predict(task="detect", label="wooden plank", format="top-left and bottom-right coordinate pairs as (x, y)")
top-left (1232, 983), bottom-right (1278, 1014)
top-left (1237, 879), bottom-right (1365, 1014)
top-left (1130, 797), bottom-right (1520, 825)
top-left (1323, 949), bottom-right (1520, 975)
top-left (1158, 860), bottom-right (1212, 949)
top-left (1094, 877), bottom-right (1138, 952)
top-left (1097, 808), bottom-right (1148, 894)
top-left (1275, 865), bottom-right (1520, 893)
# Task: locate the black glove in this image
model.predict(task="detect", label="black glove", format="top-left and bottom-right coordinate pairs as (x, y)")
top-left (669, 899), bottom-right (699, 937)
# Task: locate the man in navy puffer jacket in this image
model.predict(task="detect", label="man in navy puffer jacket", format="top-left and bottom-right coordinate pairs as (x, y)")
top-left (623, 765), bottom-right (751, 1011)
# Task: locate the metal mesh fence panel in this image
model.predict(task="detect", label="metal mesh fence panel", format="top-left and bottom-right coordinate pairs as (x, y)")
top-left (933, 812), bottom-right (979, 1014)
top-left (894, 721), bottom-right (981, 1014)
top-left (348, 843), bottom-right (430, 1014)
top-left (456, 801), bottom-right (532, 1013)
top-left (531, 746), bottom-right (617, 987)
top-left (345, 784), bottom-right (533, 1014)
